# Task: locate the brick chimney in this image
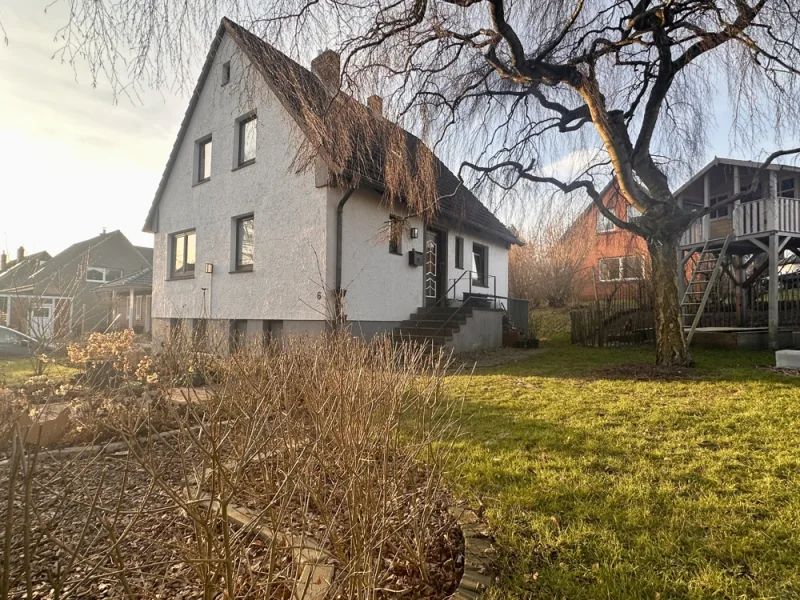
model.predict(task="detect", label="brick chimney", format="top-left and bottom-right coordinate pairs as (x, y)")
top-left (0, 252), bottom-right (6, 272)
top-left (17, 246), bottom-right (24, 262)
top-left (367, 95), bottom-right (383, 117)
top-left (311, 50), bottom-right (340, 92)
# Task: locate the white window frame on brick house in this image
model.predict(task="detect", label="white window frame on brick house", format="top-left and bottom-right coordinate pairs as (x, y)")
top-left (597, 211), bottom-right (615, 233)
top-left (598, 256), bottom-right (645, 282)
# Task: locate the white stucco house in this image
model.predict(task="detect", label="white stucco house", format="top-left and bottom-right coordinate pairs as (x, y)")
top-left (144, 18), bottom-right (523, 350)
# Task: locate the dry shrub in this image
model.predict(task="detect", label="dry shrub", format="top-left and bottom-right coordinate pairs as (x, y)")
top-left (2, 332), bottom-right (464, 599)
top-left (509, 219), bottom-right (592, 309)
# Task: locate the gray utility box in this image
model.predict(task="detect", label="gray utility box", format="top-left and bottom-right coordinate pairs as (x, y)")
top-left (776, 350), bottom-right (800, 369)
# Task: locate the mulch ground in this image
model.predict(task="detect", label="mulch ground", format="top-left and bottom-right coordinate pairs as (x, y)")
top-left (0, 440), bottom-right (463, 599)
top-left (590, 362), bottom-right (701, 381)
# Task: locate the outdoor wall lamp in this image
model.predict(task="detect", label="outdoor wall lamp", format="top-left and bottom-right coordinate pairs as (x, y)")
top-left (410, 227), bottom-right (419, 239)
top-left (205, 263), bottom-right (213, 274)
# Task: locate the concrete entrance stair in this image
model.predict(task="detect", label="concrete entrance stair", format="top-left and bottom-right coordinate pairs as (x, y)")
top-left (392, 306), bottom-right (472, 349)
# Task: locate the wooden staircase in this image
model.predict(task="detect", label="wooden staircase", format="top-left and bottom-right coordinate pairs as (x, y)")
top-left (392, 306), bottom-right (473, 349)
top-left (681, 234), bottom-right (731, 344)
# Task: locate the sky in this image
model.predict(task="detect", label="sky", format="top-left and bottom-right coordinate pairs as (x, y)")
top-left (0, 0), bottom-right (186, 257)
top-left (1, 1), bottom-right (798, 257)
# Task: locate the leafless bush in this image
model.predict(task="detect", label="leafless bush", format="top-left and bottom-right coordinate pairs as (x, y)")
top-left (1, 332), bottom-right (464, 599)
top-left (509, 219), bottom-right (590, 308)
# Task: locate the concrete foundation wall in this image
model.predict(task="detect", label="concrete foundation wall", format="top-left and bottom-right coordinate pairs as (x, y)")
top-left (448, 308), bottom-right (503, 353)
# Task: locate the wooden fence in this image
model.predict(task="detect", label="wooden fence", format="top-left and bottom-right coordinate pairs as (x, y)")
top-left (570, 280), bottom-right (655, 347)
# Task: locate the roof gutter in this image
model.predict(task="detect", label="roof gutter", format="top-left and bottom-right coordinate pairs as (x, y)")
top-left (334, 187), bottom-right (355, 326)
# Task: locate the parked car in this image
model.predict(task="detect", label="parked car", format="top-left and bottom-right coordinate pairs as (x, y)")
top-left (0, 326), bottom-right (48, 358)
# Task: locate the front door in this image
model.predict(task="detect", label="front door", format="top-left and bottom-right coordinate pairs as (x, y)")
top-left (424, 228), bottom-right (446, 307)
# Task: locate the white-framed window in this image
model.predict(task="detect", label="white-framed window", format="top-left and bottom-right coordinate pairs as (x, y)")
top-left (598, 256), bottom-right (644, 282)
top-left (626, 204), bottom-right (642, 223)
top-left (709, 194), bottom-right (730, 220)
top-left (597, 211), bottom-right (615, 233)
top-left (135, 296), bottom-right (142, 320)
top-left (86, 267), bottom-right (123, 283)
top-left (0, 296), bottom-right (8, 325)
top-left (779, 177), bottom-right (796, 199)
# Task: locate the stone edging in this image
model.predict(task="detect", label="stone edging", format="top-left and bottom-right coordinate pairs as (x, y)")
top-left (448, 506), bottom-right (495, 599)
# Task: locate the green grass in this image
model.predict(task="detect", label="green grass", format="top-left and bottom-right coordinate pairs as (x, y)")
top-left (530, 307), bottom-right (573, 339)
top-left (446, 341), bottom-right (800, 599)
top-left (0, 358), bottom-right (78, 387)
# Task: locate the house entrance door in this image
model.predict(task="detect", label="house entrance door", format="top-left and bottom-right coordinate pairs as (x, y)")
top-left (29, 301), bottom-right (54, 340)
top-left (424, 228), bottom-right (446, 307)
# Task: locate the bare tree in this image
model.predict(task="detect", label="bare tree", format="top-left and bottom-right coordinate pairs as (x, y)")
top-left (509, 214), bottom-right (591, 308)
top-left (35, 0), bottom-right (800, 364)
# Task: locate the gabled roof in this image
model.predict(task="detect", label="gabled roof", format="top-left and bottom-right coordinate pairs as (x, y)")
top-left (94, 267), bottom-right (153, 292)
top-left (0, 231), bottom-right (127, 295)
top-left (134, 246), bottom-right (154, 265)
top-left (0, 251), bottom-right (51, 292)
top-left (674, 156), bottom-right (800, 197)
top-left (143, 18), bottom-right (520, 246)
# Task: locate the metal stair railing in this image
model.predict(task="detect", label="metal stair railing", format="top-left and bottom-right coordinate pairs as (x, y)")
top-left (682, 234), bottom-right (731, 344)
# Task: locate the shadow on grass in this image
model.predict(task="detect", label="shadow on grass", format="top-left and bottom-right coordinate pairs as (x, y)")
top-left (453, 341), bottom-right (797, 386)
top-left (447, 363), bottom-right (800, 599)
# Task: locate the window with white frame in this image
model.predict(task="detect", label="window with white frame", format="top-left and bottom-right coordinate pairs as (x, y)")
top-left (626, 204), bottom-right (642, 223)
top-left (0, 296), bottom-right (8, 325)
top-left (86, 267), bottom-right (123, 283)
top-left (709, 194), bottom-right (730, 219)
top-left (597, 211), bottom-right (615, 233)
top-left (779, 177), bottom-right (796, 199)
top-left (598, 256), bottom-right (644, 281)
top-left (135, 296), bottom-right (143, 320)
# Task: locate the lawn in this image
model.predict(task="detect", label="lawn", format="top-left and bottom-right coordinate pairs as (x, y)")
top-left (0, 357), bottom-right (77, 387)
top-left (446, 341), bottom-right (800, 599)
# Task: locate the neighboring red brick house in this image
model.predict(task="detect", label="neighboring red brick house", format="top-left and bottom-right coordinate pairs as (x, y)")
top-left (566, 182), bottom-right (649, 302)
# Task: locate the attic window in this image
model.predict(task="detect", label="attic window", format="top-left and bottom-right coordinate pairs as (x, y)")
top-left (196, 136), bottom-right (212, 183)
top-left (222, 61), bottom-right (231, 86)
top-left (86, 267), bottom-right (123, 283)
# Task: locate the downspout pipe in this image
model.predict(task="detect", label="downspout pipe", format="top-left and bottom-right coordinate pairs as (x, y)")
top-left (335, 187), bottom-right (355, 325)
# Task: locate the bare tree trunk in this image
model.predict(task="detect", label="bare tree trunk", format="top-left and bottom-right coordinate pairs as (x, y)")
top-left (648, 236), bottom-right (692, 366)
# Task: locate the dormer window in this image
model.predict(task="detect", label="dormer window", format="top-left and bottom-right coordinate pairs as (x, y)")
top-left (86, 267), bottom-right (123, 283)
top-left (221, 61), bottom-right (231, 86)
